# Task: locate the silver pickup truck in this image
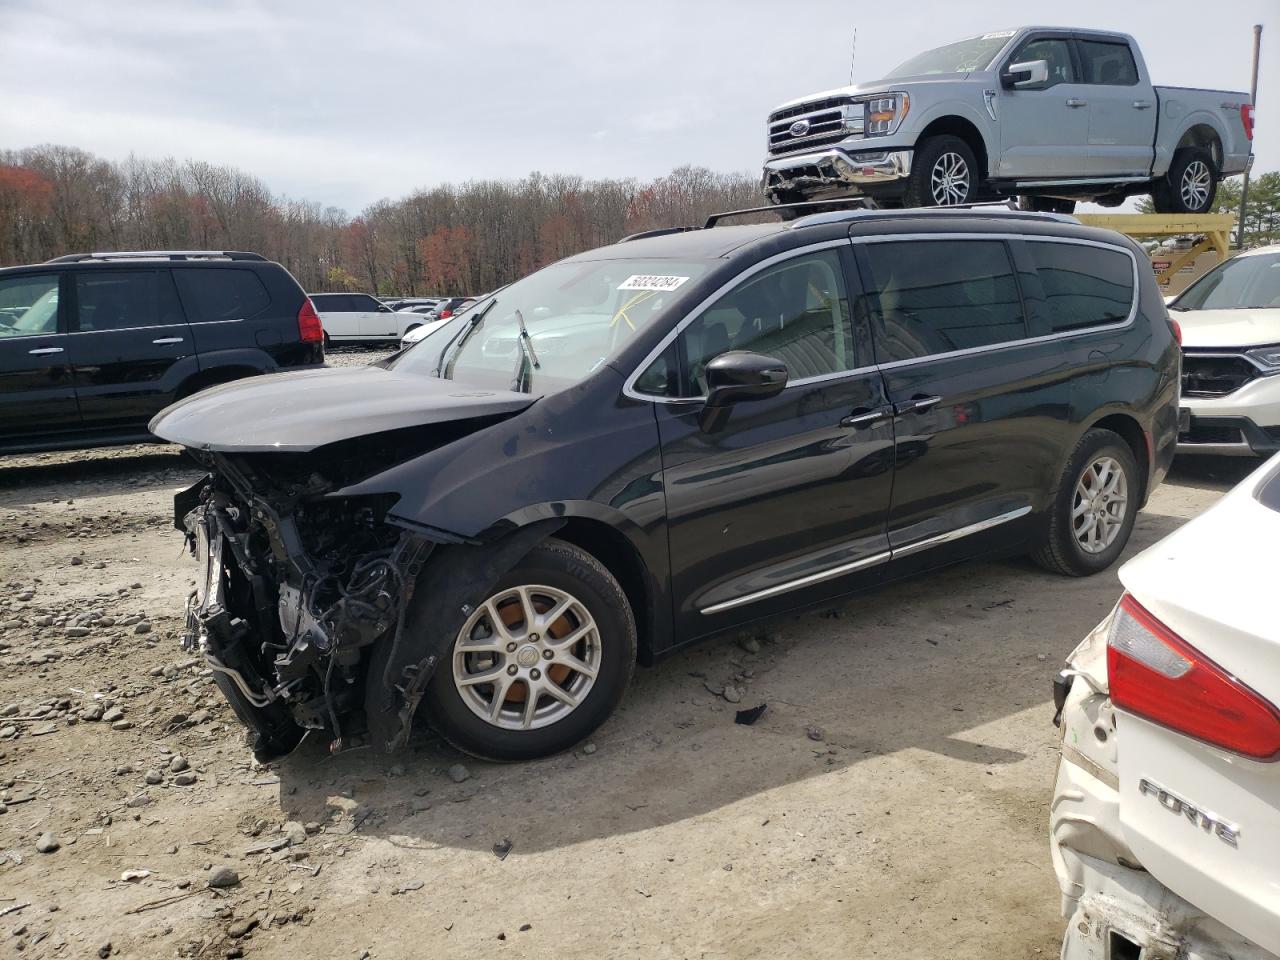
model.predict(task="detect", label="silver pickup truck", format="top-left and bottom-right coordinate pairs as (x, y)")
top-left (763, 27), bottom-right (1254, 213)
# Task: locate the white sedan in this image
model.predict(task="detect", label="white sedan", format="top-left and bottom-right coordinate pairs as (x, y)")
top-left (1051, 453), bottom-right (1280, 959)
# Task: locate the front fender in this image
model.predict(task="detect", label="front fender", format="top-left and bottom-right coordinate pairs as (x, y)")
top-left (901, 99), bottom-right (999, 174)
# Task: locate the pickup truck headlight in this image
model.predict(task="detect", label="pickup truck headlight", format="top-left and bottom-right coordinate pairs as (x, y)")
top-left (863, 93), bottom-right (910, 137)
top-left (1246, 344), bottom-right (1280, 372)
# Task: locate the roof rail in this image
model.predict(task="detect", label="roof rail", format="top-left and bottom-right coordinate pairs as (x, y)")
top-left (704, 196), bottom-right (877, 228)
top-left (45, 250), bottom-right (268, 264)
top-left (617, 226), bottom-right (702, 243)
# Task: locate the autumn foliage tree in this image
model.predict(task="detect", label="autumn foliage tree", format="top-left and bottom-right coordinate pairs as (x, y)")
top-left (0, 145), bottom-right (760, 295)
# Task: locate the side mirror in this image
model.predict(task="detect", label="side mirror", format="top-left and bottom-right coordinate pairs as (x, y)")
top-left (699, 351), bottom-right (787, 431)
top-left (1000, 59), bottom-right (1049, 89)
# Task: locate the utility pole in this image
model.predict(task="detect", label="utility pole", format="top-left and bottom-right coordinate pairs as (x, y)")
top-left (1236, 24), bottom-right (1263, 248)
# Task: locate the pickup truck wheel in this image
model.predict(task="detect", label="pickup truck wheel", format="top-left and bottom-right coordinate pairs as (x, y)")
top-left (423, 540), bottom-right (637, 762)
top-left (1031, 429), bottom-right (1139, 577)
top-left (1151, 147), bottom-right (1218, 214)
top-left (904, 136), bottom-right (978, 207)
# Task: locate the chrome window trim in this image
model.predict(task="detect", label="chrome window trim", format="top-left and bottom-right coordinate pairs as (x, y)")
top-left (699, 504), bottom-right (1032, 615)
top-left (623, 232), bottom-right (1141, 402)
top-left (68, 323), bottom-right (189, 335)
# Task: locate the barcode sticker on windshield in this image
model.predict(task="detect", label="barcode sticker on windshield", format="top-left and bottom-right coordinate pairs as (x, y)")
top-left (981, 31), bottom-right (1015, 39)
top-left (618, 275), bottom-right (690, 292)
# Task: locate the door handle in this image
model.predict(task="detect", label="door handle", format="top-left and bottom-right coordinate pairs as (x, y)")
top-left (839, 407), bottom-right (892, 429)
top-left (893, 395), bottom-right (943, 416)
top-left (152, 337), bottom-right (183, 344)
top-left (1132, 100), bottom-right (1152, 109)
top-left (1065, 98), bottom-right (1088, 108)
top-left (28, 346), bottom-right (64, 355)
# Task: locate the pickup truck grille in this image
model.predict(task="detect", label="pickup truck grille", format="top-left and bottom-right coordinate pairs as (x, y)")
top-left (1181, 352), bottom-right (1257, 398)
top-left (768, 96), bottom-right (858, 156)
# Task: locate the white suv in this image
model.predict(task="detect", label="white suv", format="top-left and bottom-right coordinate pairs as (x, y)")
top-left (309, 292), bottom-right (426, 345)
top-left (1051, 453), bottom-right (1280, 959)
top-left (1172, 246), bottom-right (1280, 457)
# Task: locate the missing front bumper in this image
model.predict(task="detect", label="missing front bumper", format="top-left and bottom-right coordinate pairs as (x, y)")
top-left (763, 148), bottom-right (912, 200)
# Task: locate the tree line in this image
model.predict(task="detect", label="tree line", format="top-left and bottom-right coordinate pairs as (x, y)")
top-left (0, 145), bottom-right (761, 295)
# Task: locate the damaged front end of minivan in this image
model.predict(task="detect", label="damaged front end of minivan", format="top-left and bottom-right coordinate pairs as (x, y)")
top-left (155, 367), bottom-right (553, 759)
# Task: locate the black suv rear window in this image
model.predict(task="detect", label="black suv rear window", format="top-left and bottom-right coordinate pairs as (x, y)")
top-left (861, 240), bottom-right (1026, 363)
top-left (1024, 241), bottom-right (1134, 332)
top-left (175, 268), bottom-right (271, 322)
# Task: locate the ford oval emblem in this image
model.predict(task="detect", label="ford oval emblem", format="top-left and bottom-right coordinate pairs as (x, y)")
top-left (789, 119), bottom-right (811, 138)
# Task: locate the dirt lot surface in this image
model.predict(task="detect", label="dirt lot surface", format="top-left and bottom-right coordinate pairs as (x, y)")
top-left (0, 354), bottom-right (1258, 959)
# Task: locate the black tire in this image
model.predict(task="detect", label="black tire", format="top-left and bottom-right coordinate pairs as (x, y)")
top-left (1151, 147), bottom-right (1218, 214)
top-left (323, 331), bottom-right (332, 349)
top-left (403, 323), bottom-right (421, 336)
top-left (903, 135), bottom-right (979, 208)
top-left (423, 539), bottom-right (637, 762)
top-left (1018, 196), bottom-right (1077, 214)
top-left (1032, 429), bottom-right (1140, 577)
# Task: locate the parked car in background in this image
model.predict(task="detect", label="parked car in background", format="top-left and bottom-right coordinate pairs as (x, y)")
top-left (764, 26), bottom-right (1253, 213)
top-left (429, 296), bottom-right (476, 321)
top-left (383, 297), bottom-right (441, 312)
top-left (1171, 245), bottom-right (1280, 457)
top-left (154, 204), bottom-right (1178, 763)
top-left (398, 315), bottom-right (451, 350)
top-left (0, 250), bottom-right (322, 454)
top-left (1051, 452), bottom-right (1280, 960)
top-left (309, 292), bottom-right (427, 344)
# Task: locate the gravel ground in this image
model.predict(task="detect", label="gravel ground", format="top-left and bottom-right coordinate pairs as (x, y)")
top-left (0, 353), bottom-right (1259, 959)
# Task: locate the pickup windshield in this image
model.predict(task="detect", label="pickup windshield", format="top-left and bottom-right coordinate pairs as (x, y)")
top-left (390, 258), bottom-right (709, 392)
top-left (884, 32), bottom-right (1013, 78)
top-left (1173, 252), bottom-right (1280, 311)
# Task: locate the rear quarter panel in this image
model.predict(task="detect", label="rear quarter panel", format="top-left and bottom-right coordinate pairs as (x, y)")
top-left (1152, 89), bottom-right (1251, 177)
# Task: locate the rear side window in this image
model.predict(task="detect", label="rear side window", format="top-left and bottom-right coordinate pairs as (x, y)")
top-left (175, 268), bottom-right (271, 322)
top-left (861, 240), bottom-right (1026, 363)
top-left (1077, 40), bottom-right (1139, 85)
top-left (74, 270), bottom-right (184, 331)
top-left (0, 274), bottom-right (60, 337)
top-left (1024, 242), bottom-right (1135, 332)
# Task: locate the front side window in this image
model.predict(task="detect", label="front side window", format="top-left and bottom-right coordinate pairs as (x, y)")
top-left (661, 249), bottom-right (854, 397)
top-left (1008, 38), bottom-right (1076, 87)
top-left (174, 269), bottom-right (270, 323)
top-left (0, 274), bottom-right (60, 338)
top-left (861, 240), bottom-right (1026, 363)
top-left (1077, 40), bottom-right (1139, 85)
top-left (392, 258), bottom-right (710, 393)
top-left (74, 270), bottom-right (184, 331)
top-left (1024, 242), bottom-right (1134, 332)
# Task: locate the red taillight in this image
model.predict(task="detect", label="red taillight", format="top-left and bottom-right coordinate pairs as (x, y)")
top-left (297, 297), bottom-right (324, 344)
top-left (1107, 594), bottom-right (1280, 760)
top-left (1242, 104), bottom-right (1255, 141)
top-left (1168, 316), bottom-right (1182, 345)
top-left (439, 309), bottom-right (453, 319)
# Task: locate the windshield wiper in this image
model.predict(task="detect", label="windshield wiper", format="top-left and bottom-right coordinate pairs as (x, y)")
top-left (511, 308), bottom-right (540, 393)
top-left (436, 298), bottom-right (497, 379)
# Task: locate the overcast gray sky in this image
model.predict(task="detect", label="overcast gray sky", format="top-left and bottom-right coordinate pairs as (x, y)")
top-left (1, 0), bottom-right (1273, 213)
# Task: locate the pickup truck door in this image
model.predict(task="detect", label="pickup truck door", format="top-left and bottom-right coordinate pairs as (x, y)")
top-left (995, 34), bottom-right (1092, 180)
top-left (1074, 37), bottom-right (1157, 176)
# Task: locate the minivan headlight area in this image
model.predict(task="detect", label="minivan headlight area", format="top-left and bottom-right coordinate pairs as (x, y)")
top-left (1245, 344), bottom-right (1280, 373)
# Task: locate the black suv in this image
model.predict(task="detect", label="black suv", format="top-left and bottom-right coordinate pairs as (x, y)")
top-left (0, 250), bottom-right (323, 454)
top-left (155, 206), bottom-right (1179, 762)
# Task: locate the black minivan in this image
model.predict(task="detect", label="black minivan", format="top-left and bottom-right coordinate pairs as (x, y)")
top-left (0, 250), bottom-right (323, 454)
top-left (154, 207), bottom-right (1180, 762)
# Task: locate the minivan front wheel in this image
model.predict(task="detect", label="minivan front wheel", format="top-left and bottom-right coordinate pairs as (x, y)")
top-left (1032, 429), bottom-right (1139, 576)
top-left (423, 540), bottom-right (636, 761)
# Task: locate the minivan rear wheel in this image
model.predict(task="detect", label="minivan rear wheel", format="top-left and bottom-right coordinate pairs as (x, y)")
top-left (1032, 429), bottom-right (1139, 576)
top-left (422, 540), bottom-right (636, 761)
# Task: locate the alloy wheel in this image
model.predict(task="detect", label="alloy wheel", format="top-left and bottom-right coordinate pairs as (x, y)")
top-left (451, 584), bottom-right (601, 731)
top-left (1072, 456), bottom-right (1129, 554)
top-left (1180, 160), bottom-right (1212, 211)
top-left (930, 152), bottom-right (971, 205)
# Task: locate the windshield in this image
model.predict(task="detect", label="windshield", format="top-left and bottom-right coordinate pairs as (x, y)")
top-left (884, 32), bottom-right (1014, 78)
top-left (1173, 252), bottom-right (1280, 311)
top-left (391, 258), bottom-right (710, 391)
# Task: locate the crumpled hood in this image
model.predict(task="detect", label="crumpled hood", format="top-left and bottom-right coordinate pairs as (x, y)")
top-left (1176, 307), bottom-right (1280, 349)
top-left (150, 365), bottom-right (540, 453)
